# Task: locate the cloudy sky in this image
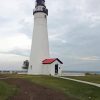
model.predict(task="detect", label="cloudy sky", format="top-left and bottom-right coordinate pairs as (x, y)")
top-left (0, 0), bottom-right (100, 71)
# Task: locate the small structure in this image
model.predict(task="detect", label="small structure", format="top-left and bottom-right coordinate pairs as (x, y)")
top-left (42, 58), bottom-right (63, 76)
top-left (0, 70), bottom-right (27, 74)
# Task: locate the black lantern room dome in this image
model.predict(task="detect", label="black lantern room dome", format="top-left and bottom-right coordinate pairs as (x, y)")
top-left (36, 0), bottom-right (45, 6)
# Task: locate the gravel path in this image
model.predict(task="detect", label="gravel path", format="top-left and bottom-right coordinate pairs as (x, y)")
top-left (60, 77), bottom-right (100, 88)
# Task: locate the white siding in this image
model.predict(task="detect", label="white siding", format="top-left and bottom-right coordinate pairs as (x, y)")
top-left (42, 60), bottom-right (62, 76)
top-left (28, 12), bottom-right (49, 75)
top-left (42, 64), bottom-right (50, 75)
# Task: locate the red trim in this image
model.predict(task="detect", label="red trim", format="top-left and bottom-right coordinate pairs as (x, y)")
top-left (42, 58), bottom-right (63, 64)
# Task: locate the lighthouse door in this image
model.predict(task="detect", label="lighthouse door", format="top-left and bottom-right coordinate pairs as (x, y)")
top-left (55, 64), bottom-right (58, 75)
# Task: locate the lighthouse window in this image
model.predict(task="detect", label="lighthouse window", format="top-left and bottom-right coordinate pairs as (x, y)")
top-left (45, 15), bottom-right (46, 18)
top-left (30, 65), bottom-right (32, 69)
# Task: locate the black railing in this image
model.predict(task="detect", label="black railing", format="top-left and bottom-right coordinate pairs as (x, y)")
top-left (33, 8), bottom-right (48, 15)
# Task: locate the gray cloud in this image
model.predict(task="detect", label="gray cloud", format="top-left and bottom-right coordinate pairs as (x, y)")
top-left (9, 48), bottom-right (30, 57)
top-left (0, 0), bottom-right (100, 71)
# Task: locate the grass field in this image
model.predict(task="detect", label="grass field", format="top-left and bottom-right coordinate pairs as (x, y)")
top-left (26, 75), bottom-right (100, 100)
top-left (0, 74), bottom-right (100, 100)
top-left (0, 80), bottom-right (18, 100)
top-left (66, 75), bottom-right (100, 84)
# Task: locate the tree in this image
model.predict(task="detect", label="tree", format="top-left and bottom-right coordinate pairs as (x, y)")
top-left (22, 60), bottom-right (29, 70)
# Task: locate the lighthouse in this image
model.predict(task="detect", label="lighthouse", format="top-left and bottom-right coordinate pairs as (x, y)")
top-left (28, 0), bottom-right (49, 75)
top-left (28, 0), bottom-right (63, 75)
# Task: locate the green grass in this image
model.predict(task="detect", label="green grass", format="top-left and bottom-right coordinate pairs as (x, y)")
top-left (17, 75), bottom-right (100, 100)
top-left (1, 74), bottom-right (100, 100)
top-left (66, 75), bottom-right (100, 84)
top-left (0, 80), bottom-right (18, 100)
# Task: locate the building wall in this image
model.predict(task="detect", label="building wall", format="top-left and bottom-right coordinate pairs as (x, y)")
top-left (50, 61), bottom-right (62, 76)
top-left (42, 61), bottom-right (62, 76)
top-left (28, 12), bottom-right (49, 75)
top-left (42, 64), bottom-right (50, 75)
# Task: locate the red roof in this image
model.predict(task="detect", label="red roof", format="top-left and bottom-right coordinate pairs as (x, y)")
top-left (42, 58), bottom-right (63, 64)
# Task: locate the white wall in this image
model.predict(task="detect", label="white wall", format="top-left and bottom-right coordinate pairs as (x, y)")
top-left (42, 60), bottom-right (62, 76)
top-left (50, 61), bottom-right (62, 76)
top-left (28, 12), bottom-right (49, 75)
top-left (42, 64), bottom-right (50, 75)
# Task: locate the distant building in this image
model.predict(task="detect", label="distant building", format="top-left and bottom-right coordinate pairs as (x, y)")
top-left (0, 70), bottom-right (27, 74)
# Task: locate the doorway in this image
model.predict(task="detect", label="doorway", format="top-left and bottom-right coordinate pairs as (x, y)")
top-left (55, 64), bottom-right (58, 74)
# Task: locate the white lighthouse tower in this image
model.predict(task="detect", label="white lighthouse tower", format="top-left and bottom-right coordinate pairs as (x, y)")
top-left (28, 0), bottom-right (63, 76)
top-left (28, 0), bottom-right (49, 75)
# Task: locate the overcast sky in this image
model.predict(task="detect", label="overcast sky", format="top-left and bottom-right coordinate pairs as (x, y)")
top-left (0, 0), bottom-right (100, 71)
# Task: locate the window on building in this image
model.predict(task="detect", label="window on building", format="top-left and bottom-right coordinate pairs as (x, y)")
top-left (30, 65), bottom-right (32, 70)
top-left (45, 15), bottom-right (46, 18)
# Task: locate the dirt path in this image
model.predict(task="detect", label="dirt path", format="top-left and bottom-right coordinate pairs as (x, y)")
top-left (3, 78), bottom-right (77, 100)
